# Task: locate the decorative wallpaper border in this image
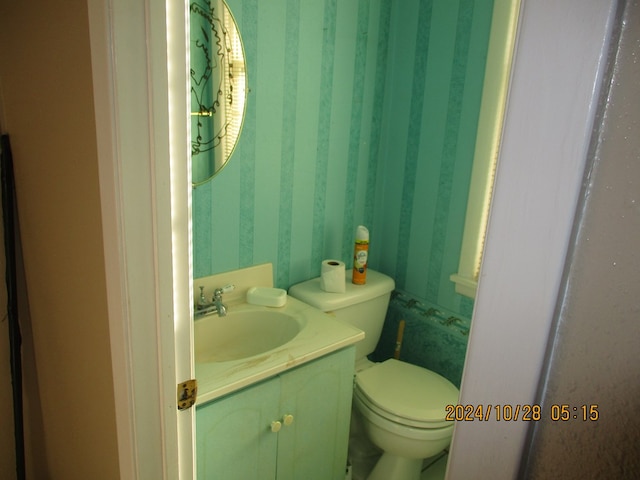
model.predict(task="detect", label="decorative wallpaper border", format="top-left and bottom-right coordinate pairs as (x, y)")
top-left (372, 289), bottom-right (472, 387)
top-left (390, 290), bottom-right (470, 337)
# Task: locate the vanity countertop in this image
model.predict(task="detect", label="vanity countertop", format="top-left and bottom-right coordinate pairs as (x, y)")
top-left (195, 295), bottom-right (364, 405)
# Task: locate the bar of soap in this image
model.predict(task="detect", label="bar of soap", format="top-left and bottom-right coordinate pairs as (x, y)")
top-left (246, 287), bottom-right (287, 307)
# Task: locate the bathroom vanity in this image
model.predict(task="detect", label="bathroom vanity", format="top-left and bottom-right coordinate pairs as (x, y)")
top-left (194, 264), bottom-right (363, 480)
top-left (197, 346), bottom-right (355, 479)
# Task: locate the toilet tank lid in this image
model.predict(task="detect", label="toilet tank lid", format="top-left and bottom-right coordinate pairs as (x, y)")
top-left (288, 269), bottom-right (395, 312)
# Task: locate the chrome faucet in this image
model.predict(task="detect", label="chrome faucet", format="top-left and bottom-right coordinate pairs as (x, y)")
top-left (212, 287), bottom-right (228, 316)
top-left (195, 284), bottom-right (235, 318)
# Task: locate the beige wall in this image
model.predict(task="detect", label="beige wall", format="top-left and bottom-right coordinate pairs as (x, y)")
top-left (0, 0), bottom-right (120, 478)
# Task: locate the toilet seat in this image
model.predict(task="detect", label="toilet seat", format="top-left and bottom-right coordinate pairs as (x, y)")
top-left (354, 359), bottom-right (459, 429)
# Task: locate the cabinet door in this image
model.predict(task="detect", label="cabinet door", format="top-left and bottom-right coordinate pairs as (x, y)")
top-left (276, 347), bottom-right (355, 480)
top-left (196, 377), bottom-right (280, 480)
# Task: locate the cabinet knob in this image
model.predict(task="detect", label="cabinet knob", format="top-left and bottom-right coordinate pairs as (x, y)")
top-left (283, 414), bottom-right (294, 426)
top-left (270, 421), bottom-right (282, 433)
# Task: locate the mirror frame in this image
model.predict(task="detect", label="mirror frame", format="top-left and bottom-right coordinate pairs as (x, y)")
top-left (190, 0), bottom-right (247, 187)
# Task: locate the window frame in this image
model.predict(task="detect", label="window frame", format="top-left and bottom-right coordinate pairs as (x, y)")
top-left (450, 0), bottom-right (521, 298)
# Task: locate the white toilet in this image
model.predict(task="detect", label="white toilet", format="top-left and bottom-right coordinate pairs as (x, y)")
top-left (289, 269), bottom-right (459, 480)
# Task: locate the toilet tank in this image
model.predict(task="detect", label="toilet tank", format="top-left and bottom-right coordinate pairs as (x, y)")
top-left (288, 269), bottom-right (395, 360)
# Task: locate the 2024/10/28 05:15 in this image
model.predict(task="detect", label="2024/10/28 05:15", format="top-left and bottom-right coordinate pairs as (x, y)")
top-left (444, 404), bottom-right (599, 422)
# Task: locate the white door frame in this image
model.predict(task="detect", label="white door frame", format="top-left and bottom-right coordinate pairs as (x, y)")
top-left (88, 0), bottom-right (193, 478)
top-left (447, 0), bottom-right (618, 478)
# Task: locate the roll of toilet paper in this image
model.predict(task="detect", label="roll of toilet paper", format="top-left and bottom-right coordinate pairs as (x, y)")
top-left (320, 259), bottom-right (346, 293)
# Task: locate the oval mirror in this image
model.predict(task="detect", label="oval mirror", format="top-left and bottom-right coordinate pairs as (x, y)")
top-left (190, 0), bottom-right (247, 187)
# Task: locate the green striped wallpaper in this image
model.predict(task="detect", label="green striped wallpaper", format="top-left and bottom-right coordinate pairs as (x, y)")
top-left (193, 0), bottom-right (493, 321)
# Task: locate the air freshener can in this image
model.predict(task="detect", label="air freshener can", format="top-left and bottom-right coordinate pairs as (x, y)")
top-left (352, 225), bottom-right (369, 285)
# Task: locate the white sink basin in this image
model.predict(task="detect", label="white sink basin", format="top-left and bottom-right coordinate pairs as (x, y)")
top-left (194, 308), bottom-right (304, 363)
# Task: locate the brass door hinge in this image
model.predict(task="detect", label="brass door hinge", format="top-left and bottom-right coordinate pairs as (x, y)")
top-left (177, 379), bottom-right (198, 410)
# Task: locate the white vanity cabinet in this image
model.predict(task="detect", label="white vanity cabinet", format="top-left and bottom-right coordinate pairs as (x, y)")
top-left (196, 346), bottom-right (355, 480)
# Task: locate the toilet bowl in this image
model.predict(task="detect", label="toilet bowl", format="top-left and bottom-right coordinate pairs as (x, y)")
top-left (352, 359), bottom-right (458, 480)
top-left (288, 270), bottom-right (460, 480)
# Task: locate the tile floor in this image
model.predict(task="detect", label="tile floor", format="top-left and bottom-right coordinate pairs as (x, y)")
top-left (348, 451), bottom-right (447, 480)
top-left (420, 453), bottom-right (448, 480)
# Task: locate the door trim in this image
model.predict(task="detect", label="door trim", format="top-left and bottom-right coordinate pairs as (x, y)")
top-left (88, 0), bottom-right (194, 478)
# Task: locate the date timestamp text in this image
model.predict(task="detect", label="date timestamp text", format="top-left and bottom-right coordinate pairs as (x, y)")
top-left (445, 404), bottom-right (599, 422)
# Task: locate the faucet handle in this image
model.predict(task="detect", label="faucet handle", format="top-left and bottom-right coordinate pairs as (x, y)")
top-left (214, 283), bottom-right (235, 297)
top-left (196, 285), bottom-right (208, 309)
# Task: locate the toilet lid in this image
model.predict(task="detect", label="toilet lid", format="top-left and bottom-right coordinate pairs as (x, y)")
top-left (355, 359), bottom-right (459, 427)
